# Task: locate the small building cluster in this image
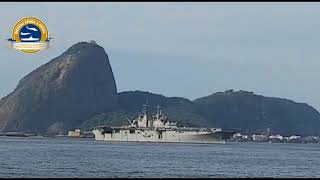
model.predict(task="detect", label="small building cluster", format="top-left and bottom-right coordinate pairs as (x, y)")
top-left (67, 129), bottom-right (81, 137)
top-left (230, 132), bottom-right (319, 143)
top-left (67, 129), bottom-right (94, 138)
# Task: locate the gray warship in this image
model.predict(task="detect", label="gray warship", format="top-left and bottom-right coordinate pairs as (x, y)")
top-left (92, 103), bottom-right (235, 144)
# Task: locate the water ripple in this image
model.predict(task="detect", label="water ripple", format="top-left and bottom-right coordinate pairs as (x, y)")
top-left (1, 137), bottom-right (320, 177)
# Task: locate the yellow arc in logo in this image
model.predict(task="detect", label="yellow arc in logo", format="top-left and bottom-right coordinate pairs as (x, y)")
top-left (11, 17), bottom-right (49, 54)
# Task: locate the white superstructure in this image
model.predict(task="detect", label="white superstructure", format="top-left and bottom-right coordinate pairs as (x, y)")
top-left (92, 103), bottom-right (235, 144)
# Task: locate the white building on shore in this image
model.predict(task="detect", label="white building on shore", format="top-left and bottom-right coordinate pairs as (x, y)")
top-left (252, 134), bottom-right (268, 141)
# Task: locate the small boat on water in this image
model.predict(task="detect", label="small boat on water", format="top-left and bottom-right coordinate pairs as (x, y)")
top-left (0, 132), bottom-right (28, 137)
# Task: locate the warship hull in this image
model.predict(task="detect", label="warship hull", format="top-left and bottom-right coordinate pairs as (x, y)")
top-left (92, 103), bottom-right (235, 144)
top-left (93, 128), bottom-right (228, 144)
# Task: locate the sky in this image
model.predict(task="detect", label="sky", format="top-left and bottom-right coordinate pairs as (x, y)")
top-left (0, 2), bottom-right (320, 111)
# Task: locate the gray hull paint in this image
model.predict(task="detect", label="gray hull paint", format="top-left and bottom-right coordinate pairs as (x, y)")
top-left (93, 129), bottom-right (226, 144)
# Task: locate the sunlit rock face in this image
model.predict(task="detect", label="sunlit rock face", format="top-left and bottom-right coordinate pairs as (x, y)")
top-left (0, 41), bottom-right (118, 134)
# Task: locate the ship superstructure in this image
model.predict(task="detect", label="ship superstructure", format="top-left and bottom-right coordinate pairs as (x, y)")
top-left (92, 102), bottom-right (235, 144)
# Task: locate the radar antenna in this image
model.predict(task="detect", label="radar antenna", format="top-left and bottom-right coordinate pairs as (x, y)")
top-left (142, 100), bottom-right (150, 114)
top-left (127, 118), bottom-right (132, 124)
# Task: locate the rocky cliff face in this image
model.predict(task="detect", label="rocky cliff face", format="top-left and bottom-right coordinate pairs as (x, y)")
top-left (0, 41), bottom-right (118, 134)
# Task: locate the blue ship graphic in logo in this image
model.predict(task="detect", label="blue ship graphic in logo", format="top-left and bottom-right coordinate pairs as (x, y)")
top-left (19, 24), bottom-right (41, 42)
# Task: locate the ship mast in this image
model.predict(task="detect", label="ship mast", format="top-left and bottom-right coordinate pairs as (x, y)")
top-left (156, 104), bottom-right (162, 116)
top-left (257, 98), bottom-right (269, 135)
top-left (142, 100), bottom-right (150, 127)
top-left (143, 100), bottom-right (149, 114)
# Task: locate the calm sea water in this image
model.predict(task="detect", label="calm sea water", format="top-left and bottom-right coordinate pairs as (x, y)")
top-left (1, 137), bottom-right (320, 178)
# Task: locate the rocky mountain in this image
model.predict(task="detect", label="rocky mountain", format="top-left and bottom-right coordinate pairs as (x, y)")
top-left (0, 41), bottom-right (118, 134)
top-left (1, 41), bottom-right (320, 136)
top-left (193, 90), bottom-right (320, 136)
top-left (81, 90), bottom-right (320, 136)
